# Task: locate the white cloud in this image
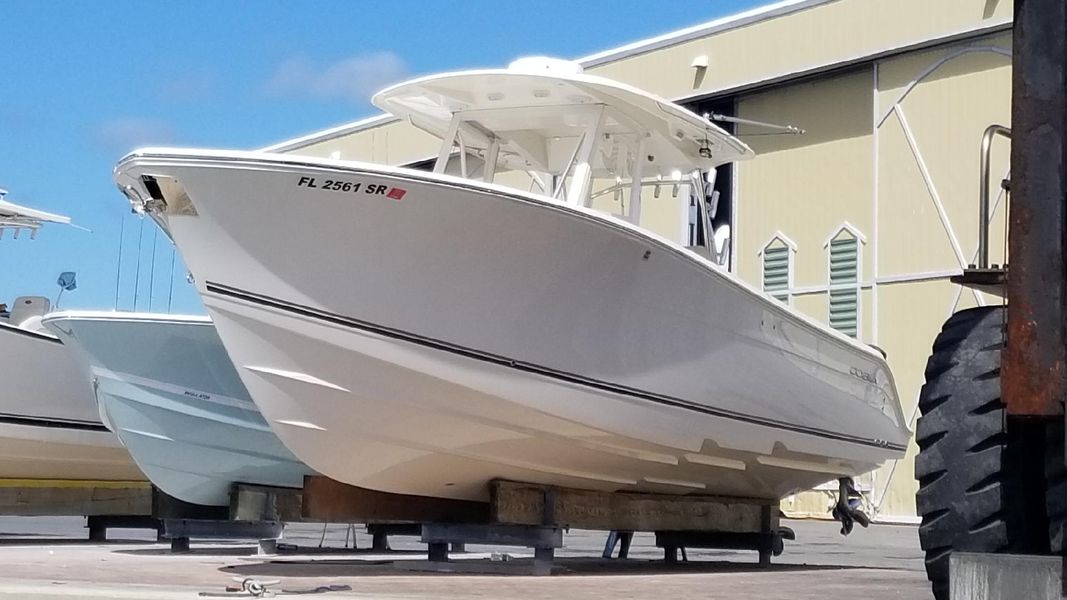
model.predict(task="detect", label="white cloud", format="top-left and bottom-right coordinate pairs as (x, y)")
top-left (265, 52), bottom-right (408, 104)
top-left (95, 117), bottom-right (176, 152)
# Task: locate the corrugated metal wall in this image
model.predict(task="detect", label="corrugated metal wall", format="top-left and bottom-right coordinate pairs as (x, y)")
top-left (736, 32), bottom-right (1011, 521)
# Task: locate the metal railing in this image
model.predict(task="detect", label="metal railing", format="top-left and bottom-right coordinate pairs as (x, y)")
top-left (978, 124), bottom-right (1011, 269)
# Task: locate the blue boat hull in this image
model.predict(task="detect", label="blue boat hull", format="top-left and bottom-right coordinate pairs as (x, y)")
top-left (44, 312), bottom-right (312, 506)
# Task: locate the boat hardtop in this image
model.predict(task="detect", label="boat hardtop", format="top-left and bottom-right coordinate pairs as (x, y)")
top-left (0, 189), bottom-right (70, 239)
top-left (373, 57), bottom-right (752, 211)
top-left (0, 192), bottom-right (69, 333)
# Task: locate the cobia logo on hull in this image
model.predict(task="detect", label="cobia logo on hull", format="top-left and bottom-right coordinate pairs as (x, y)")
top-left (849, 367), bottom-right (877, 385)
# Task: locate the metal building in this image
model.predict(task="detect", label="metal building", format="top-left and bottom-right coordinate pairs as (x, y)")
top-left (266, 0), bottom-right (1014, 522)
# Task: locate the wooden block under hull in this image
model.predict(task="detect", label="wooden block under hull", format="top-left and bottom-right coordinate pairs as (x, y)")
top-left (0, 479), bottom-right (151, 516)
top-left (298, 475), bottom-right (776, 534)
top-left (230, 482), bottom-right (304, 522)
top-left (301, 475), bottom-right (489, 523)
top-left (490, 479), bottom-right (773, 532)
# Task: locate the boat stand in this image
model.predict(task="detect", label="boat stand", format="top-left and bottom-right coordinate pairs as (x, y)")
top-left (605, 518), bottom-right (795, 565)
top-left (86, 514), bottom-right (162, 542)
top-left (155, 485), bottom-right (285, 553)
top-left (366, 523), bottom-right (422, 551)
top-left (493, 480), bottom-right (788, 568)
top-left (654, 515), bottom-right (793, 567)
top-left (396, 523), bottom-right (564, 575)
top-left (297, 475), bottom-right (790, 573)
top-left (234, 480), bottom-right (480, 553)
top-left (0, 478), bottom-right (158, 541)
top-left (159, 518), bottom-right (283, 553)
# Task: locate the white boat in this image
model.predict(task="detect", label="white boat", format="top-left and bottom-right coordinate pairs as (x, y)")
top-left (42, 311), bottom-right (314, 506)
top-left (113, 58), bottom-right (910, 502)
top-left (0, 193), bottom-right (142, 481)
top-left (0, 189), bottom-right (70, 239)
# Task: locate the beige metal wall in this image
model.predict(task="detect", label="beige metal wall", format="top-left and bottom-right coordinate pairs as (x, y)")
top-left (285, 0), bottom-right (1013, 165)
top-left (588, 0), bottom-right (1011, 100)
top-left (735, 32), bottom-right (1011, 520)
top-left (277, 0), bottom-right (1015, 522)
top-left (294, 119), bottom-right (438, 165)
top-left (734, 67), bottom-right (875, 333)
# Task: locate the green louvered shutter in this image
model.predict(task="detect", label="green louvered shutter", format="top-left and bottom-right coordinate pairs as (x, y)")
top-left (762, 243), bottom-right (790, 303)
top-left (828, 234), bottom-right (859, 337)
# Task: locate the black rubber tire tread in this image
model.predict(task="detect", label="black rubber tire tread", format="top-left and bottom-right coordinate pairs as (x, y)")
top-left (915, 305), bottom-right (1035, 600)
top-left (1046, 419), bottom-right (1067, 553)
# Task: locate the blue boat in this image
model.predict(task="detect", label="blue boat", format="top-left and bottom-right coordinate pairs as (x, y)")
top-left (43, 311), bottom-right (312, 506)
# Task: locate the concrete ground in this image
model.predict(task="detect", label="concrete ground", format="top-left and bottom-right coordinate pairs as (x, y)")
top-left (0, 516), bottom-right (931, 599)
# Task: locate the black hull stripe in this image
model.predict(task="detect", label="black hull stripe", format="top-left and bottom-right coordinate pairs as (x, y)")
top-left (0, 413), bottom-right (109, 433)
top-left (205, 281), bottom-right (907, 453)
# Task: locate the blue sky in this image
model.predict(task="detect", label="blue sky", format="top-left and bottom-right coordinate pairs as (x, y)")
top-left (1, 0), bottom-right (765, 314)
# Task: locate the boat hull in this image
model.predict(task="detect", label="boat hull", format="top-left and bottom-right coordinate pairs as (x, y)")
top-left (43, 313), bottom-right (312, 506)
top-left (0, 422), bottom-right (142, 481)
top-left (116, 150), bottom-right (911, 502)
top-left (0, 323), bottom-right (142, 480)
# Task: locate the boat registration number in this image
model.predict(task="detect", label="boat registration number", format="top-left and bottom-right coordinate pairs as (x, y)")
top-left (297, 176), bottom-right (407, 200)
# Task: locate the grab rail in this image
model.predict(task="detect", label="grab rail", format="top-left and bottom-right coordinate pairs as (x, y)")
top-left (978, 125), bottom-right (1011, 269)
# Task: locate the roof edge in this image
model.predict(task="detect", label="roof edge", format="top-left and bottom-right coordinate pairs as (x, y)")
top-left (264, 0), bottom-right (834, 154)
top-left (675, 21), bottom-right (1012, 105)
top-left (259, 113), bottom-right (399, 153)
top-left (577, 0), bottom-right (836, 67)
top-left (265, 0), bottom-right (1007, 156)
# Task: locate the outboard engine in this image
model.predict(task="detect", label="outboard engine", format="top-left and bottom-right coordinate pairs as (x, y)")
top-left (9, 296), bottom-right (51, 327)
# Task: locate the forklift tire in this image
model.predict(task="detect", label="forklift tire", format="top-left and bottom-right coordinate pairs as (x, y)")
top-left (915, 306), bottom-right (1043, 600)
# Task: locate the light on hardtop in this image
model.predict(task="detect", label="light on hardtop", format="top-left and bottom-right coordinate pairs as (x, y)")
top-left (507, 57), bottom-right (584, 75)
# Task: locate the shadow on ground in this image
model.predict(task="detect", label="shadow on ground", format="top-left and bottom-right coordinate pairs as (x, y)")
top-left (221, 556), bottom-right (906, 578)
top-left (0, 536), bottom-right (156, 546)
top-left (116, 544), bottom-right (428, 557)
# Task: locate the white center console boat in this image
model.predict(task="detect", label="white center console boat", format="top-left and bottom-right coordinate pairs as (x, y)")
top-left (0, 193), bottom-right (142, 481)
top-left (112, 58), bottom-right (909, 502)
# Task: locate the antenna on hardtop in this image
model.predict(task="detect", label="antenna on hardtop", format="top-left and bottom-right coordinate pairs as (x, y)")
top-left (706, 113), bottom-right (805, 136)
